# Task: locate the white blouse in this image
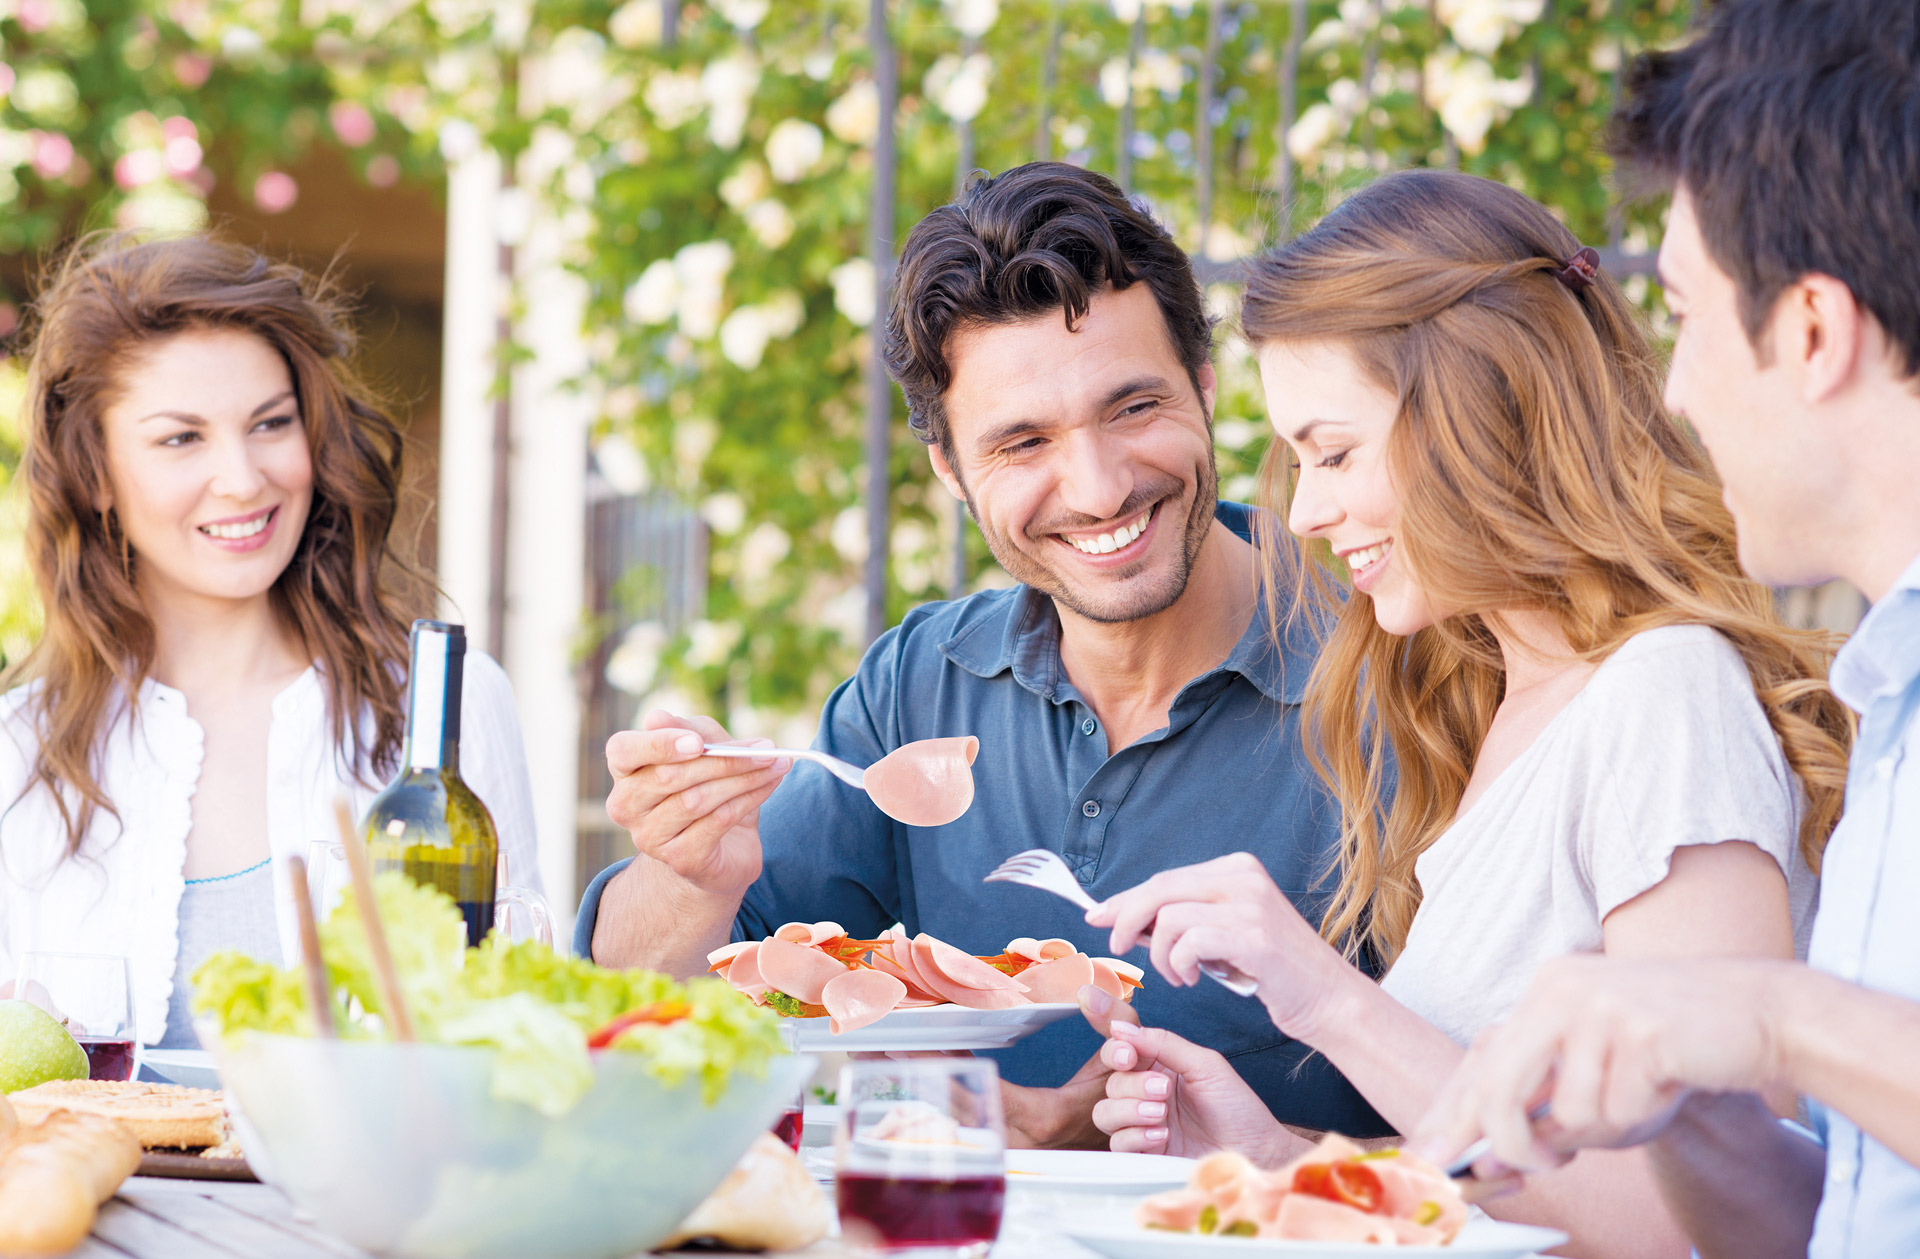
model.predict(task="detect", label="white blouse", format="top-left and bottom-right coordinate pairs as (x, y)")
top-left (0, 653), bottom-right (541, 1045)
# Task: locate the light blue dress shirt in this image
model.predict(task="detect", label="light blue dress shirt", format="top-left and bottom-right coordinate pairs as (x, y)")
top-left (1808, 549), bottom-right (1920, 1259)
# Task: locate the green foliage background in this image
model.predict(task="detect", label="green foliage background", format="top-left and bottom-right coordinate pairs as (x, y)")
top-left (0, 0), bottom-right (1692, 722)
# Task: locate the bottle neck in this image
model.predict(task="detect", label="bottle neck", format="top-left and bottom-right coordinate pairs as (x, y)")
top-left (403, 625), bottom-right (464, 774)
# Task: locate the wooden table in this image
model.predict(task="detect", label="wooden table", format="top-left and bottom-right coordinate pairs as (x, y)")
top-left (85, 1176), bottom-right (1107, 1258)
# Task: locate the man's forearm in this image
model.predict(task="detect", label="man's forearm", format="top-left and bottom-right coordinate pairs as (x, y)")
top-left (1778, 964), bottom-right (1920, 1167)
top-left (589, 856), bottom-right (743, 977)
top-left (1647, 1091), bottom-right (1822, 1259)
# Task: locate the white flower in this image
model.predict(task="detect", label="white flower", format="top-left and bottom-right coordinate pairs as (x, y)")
top-left (643, 69), bottom-right (703, 129)
top-left (702, 53), bottom-right (761, 150)
top-left (925, 52), bottom-right (992, 123)
top-left (1136, 48), bottom-right (1185, 98)
top-left (830, 258), bottom-right (877, 328)
top-left (744, 199), bottom-right (795, 250)
top-left (890, 517), bottom-right (939, 595)
top-left (1287, 102), bottom-right (1342, 163)
top-left (947, 0), bottom-right (998, 38)
top-left (826, 79), bottom-right (880, 146)
top-left (1099, 57), bottom-right (1131, 109)
top-left (1437, 0), bottom-right (1546, 56)
top-left (765, 118), bottom-right (825, 183)
top-left (1214, 419), bottom-right (1259, 452)
top-left (608, 0), bottom-right (663, 48)
top-left (606, 621), bottom-right (668, 695)
top-left (673, 416), bottom-right (719, 473)
top-left (712, 0), bottom-right (770, 29)
top-left (719, 305), bottom-right (773, 369)
top-left (682, 619), bottom-right (742, 670)
top-left (1424, 50), bottom-right (1531, 155)
top-left (738, 521), bottom-right (792, 590)
top-left (819, 584), bottom-right (867, 644)
top-left (1202, 223), bottom-right (1254, 263)
top-left (592, 433), bottom-right (651, 495)
top-left (701, 491), bottom-right (748, 535)
top-left (625, 259), bottom-right (680, 324)
top-left (1110, 0), bottom-right (1143, 22)
top-left (438, 118), bottom-right (482, 162)
top-left (830, 506), bottom-right (869, 564)
top-left (674, 239), bottom-right (735, 340)
top-left (719, 160), bottom-right (769, 209)
top-left (1326, 77), bottom-right (1364, 115)
top-left (761, 289), bottom-right (805, 338)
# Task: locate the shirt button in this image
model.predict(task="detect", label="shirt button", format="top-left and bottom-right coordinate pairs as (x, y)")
top-left (1080, 718), bottom-right (1097, 736)
top-left (1082, 800), bottom-right (1101, 818)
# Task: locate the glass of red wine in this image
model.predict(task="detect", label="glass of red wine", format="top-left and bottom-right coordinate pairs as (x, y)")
top-left (15, 952), bottom-right (137, 1081)
top-left (770, 1023), bottom-right (806, 1152)
top-left (835, 1059), bottom-right (1006, 1257)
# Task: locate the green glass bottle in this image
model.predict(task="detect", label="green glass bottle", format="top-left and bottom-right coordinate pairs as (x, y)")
top-left (364, 619), bottom-right (499, 947)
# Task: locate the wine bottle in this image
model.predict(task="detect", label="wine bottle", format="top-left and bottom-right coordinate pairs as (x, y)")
top-left (364, 619), bottom-right (500, 947)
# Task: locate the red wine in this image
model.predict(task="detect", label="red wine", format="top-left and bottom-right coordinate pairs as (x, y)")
top-left (78, 1037), bottom-right (136, 1082)
top-left (836, 1172), bottom-right (1005, 1249)
top-left (772, 1107), bottom-right (803, 1152)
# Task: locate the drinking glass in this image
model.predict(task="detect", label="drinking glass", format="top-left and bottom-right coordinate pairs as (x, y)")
top-left (835, 1058), bottom-right (1007, 1257)
top-left (306, 841), bottom-right (554, 946)
top-left (771, 1022), bottom-right (807, 1151)
top-left (15, 952), bottom-right (137, 1081)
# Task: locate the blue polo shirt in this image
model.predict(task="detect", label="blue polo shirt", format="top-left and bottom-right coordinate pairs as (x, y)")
top-left (577, 502), bottom-right (1390, 1137)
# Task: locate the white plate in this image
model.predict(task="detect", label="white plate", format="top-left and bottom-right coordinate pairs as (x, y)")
top-left (141, 1049), bottom-right (222, 1090)
top-left (1063, 1217), bottom-right (1568, 1259)
top-left (783, 1002), bottom-right (1081, 1052)
top-left (1006, 1149), bottom-right (1196, 1193)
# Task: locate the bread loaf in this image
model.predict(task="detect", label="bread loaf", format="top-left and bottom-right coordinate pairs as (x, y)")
top-left (658, 1133), bottom-right (831, 1252)
top-left (0, 1110), bottom-right (141, 1258)
top-left (0, 1092), bottom-right (15, 1141)
top-left (7, 1079), bottom-right (227, 1149)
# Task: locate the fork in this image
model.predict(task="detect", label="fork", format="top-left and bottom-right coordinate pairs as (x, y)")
top-left (984, 848), bottom-right (1260, 998)
top-left (700, 742), bottom-right (868, 789)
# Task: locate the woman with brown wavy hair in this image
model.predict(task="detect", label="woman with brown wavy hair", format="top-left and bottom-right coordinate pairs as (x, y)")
top-left (1082, 171), bottom-right (1851, 1255)
top-left (0, 235), bottom-right (538, 1050)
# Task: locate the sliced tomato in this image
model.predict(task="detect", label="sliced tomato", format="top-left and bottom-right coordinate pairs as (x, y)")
top-left (1290, 1159), bottom-right (1384, 1214)
top-left (586, 999), bottom-right (692, 1049)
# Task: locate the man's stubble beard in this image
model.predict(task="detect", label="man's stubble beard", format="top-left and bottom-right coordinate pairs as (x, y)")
top-left (954, 445), bottom-right (1220, 625)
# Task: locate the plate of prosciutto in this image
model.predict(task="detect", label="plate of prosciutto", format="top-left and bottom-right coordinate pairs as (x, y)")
top-left (1063, 1136), bottom-right (1567, 1256)
top-left (707, 923), bottom-right (1142, 1052)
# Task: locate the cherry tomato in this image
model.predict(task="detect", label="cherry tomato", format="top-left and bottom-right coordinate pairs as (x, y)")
top-left (1290, 1159), bottom-right (1384, 1214)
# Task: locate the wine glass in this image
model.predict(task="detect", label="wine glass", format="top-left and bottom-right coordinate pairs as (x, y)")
top-left (15, 952), bottom-right (137, 1081)
top-left (835, 1058), bottom-right (1007, 1257)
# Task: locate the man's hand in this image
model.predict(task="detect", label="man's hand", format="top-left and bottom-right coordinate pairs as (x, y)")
top-left (1093, 1019), bottom-right (1299, 1164)
top-left (1413, 955), bottom-right (1792, 1174)
top-left (1082, 852), bottom-right (1356, 1040)
top-left (591, 710), bottom-right (791, 972)
top-left (1000, 983), bottom-right (1143, 1149)
top-left (605, 710), bottom-right (790, 901)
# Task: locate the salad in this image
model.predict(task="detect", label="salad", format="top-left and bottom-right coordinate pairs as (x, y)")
top-left (192, 874), bottom-right (785, 1118)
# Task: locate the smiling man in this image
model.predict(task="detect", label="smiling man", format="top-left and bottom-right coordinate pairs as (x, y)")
top-left (578, 163), bottom-right (1386, 1147)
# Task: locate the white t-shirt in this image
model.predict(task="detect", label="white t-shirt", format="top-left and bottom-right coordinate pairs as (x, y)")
top-left (1379, 624), bottom-right (1817, 1048)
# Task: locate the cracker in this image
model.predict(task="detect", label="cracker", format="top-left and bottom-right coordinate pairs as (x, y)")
top-left (5, 1080), bottom-right (228, 1150)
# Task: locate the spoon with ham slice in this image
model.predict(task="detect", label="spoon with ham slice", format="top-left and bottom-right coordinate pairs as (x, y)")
top-left (701, 737), bottom-right (980, 827)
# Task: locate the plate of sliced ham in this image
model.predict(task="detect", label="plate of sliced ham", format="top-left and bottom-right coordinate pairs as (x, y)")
top-left (1064, 1135), bottom-right (1566, 1256)
top-left (707, 923), bottom-right (1142, 1051)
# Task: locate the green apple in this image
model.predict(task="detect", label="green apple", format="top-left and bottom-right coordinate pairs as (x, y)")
top-left (0, 999), bottom-right (90, 1093)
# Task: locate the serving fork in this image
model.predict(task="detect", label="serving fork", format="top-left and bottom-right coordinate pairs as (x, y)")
top-left (984, 848), bottom-right (1260, 998)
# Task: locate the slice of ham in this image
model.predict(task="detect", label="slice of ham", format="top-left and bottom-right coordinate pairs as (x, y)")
top-left (1269, 1194), bottom-right (1398, 1244)
top-left (821, 969), bottom-right (908, 1035)
top-left (1015, 954), bottom-right (1095, 1004)
top-left (707, 941), bottom-right (757, 968)
top-left (862, 736), bottom-right (979, 827)
top-left (1005, 937), bottom-right (1077, 963)
top-left (1087, 958), bottom-right (1129, 999)
top-left (756, 936), bottom-right (852, 1005)
top-left (724, 942), bottom-right (770, 1003)
top-left (909, 935), bottom-right (1030, 1010)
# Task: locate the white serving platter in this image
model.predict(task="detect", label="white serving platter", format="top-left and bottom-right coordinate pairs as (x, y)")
top-left (140, 1048), bottom-right (222, 1090)
top-left (1062, 1217), bottom-right (1568, 1259)
top-left (782, 1002), bottom-right (1081, 1052)
top-left (1005, 1149), bottom-right (1197, 1194)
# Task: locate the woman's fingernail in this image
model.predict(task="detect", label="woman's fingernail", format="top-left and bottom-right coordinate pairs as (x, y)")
top-left (1144, 1075), bottom-right (1169, 1099)
top-left (1114, 1046), bottom-right (1135, 1068)
top-left (1146, 1128), bottom-right (1168, 1143)
top-left (1112, 1020), bottom-right (1142, 1039)
top-left (675, 734), bottom-right (703, 755)
top-left (773, 757), bottom-right (793, 773)
top-left (1139, 1102), bottom-right (1166, 1120)
top-left (1080, 984), bottom-right (1114, 1018)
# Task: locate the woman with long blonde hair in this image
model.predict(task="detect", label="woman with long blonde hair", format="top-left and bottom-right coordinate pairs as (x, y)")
top-left (1081, 170), bottom-right (1851, 1256)
top-left (0, 235), bottom-right (539, 1050)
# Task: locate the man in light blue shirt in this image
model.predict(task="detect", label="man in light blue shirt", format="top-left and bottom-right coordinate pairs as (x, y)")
top-left (1412, 3), bottom-right (1920, 1257)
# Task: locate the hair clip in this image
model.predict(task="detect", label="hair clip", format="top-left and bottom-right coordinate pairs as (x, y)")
top-left (1555, 246), bottom-right (1601, 293)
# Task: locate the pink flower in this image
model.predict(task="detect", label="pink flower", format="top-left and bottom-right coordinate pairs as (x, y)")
top-left (163, 135), bottom-right (201, 177)
top-left (114, 150), bottom-right (164, 190)
top-left (253, 170), bottom-right (298, 213)
top-left (365, 153), bottom-right (400, 188)
top-left (15, 0), bottom-right (52, 32)
top-left (30, 131), bottom-right (73, 179)
top-left (329, 101), bottom-right (376, 148)
top-left (173, 55), bottom-right (212, 88)
top-left (161, 115), bottom-right (198, 142)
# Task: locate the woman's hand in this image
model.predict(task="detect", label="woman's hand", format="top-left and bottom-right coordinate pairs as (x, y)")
top-left (1083, 852), bottom-right (1359, 1040)
top-left (1093, 1021), bottom-right (1296, 1164)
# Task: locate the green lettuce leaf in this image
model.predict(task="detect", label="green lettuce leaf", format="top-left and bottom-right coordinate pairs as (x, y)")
top-left (435, 992), bottom-right (595, 1118)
